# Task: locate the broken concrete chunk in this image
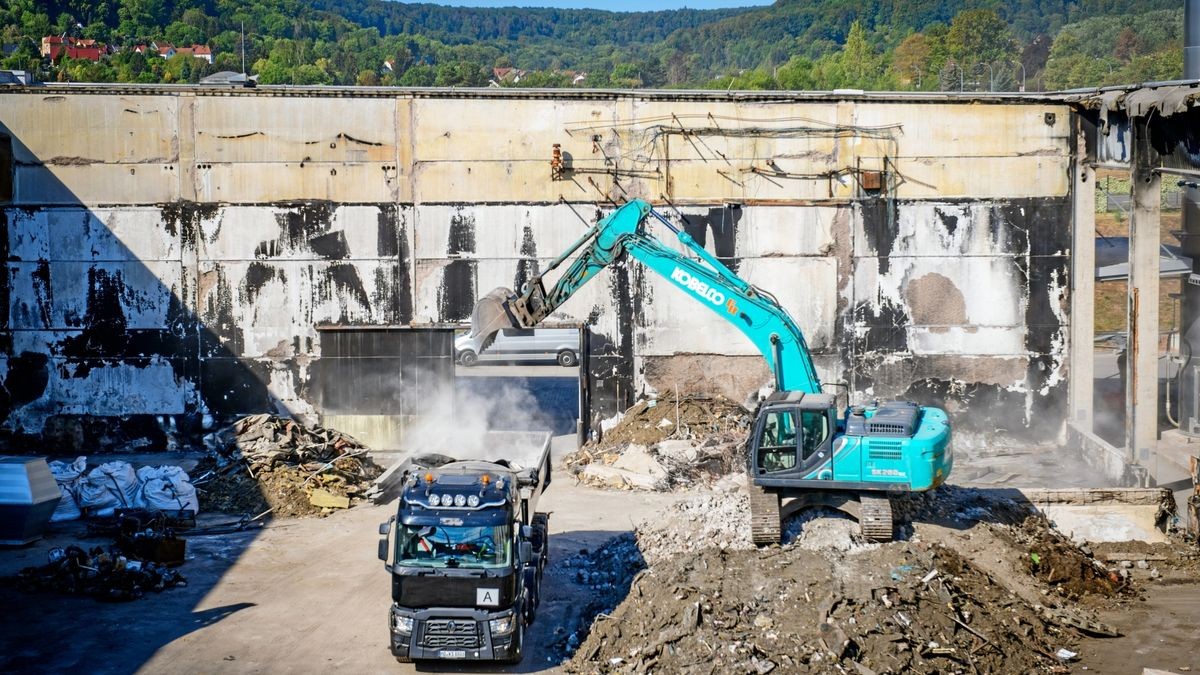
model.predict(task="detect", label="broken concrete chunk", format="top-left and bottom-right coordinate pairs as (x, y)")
top-left (612, 445), bottom-right (668, 480)
top-left (309, 488), bottom-right (350, 509)
top-left (655, 439), bottom-right (699, 463)
top-left (581, 463), bottom-right (667, 491)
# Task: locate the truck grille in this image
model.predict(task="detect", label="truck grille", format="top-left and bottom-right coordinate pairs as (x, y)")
top-left (421, 619), bottom-right (481, 649)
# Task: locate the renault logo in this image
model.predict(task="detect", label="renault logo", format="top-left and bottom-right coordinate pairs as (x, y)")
top-left (447, 620), bottom-right (457, 631)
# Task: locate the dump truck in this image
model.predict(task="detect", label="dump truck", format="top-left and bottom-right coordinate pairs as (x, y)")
top-left (376, 431), bottom-right (551, 664)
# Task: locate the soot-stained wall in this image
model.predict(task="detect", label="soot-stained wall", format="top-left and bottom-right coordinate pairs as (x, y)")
top-left (0, 88), bottom-right (1074, 442)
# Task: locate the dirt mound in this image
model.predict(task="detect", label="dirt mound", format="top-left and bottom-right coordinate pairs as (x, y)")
top-left (568, 540), bottom-right (1095, 674)
top-left (195, 415), bottom-right (382, 517)
top-left (593, 393), bottom-right (752, 450)
top-left (567, 394), bottom-right (752, 492)
top-left (560, 483), bottom-right (1175, 672)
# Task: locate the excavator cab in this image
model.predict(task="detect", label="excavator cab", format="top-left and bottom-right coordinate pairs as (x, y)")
top-left (750, 392), bottom-right (835, 479)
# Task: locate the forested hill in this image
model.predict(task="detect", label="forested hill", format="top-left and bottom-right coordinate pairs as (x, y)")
top-left (0, 0), bottom-right (1186, 90)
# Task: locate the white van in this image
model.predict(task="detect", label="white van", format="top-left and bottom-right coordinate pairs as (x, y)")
top-left (455, 327), bottom-right (580, 367)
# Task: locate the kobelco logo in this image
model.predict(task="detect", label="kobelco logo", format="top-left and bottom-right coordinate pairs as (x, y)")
top-left (670, 267), bottom-right (725, 306)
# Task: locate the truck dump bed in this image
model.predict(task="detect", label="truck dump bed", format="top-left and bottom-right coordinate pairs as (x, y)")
top-left (367, 431), bottom-right (552, 505)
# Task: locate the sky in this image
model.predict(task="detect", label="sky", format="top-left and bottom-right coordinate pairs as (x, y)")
top-left (404, 1), bottom-right (773, 10)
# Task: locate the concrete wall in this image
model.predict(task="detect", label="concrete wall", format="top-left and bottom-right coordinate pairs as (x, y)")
top-left (0, 87), bottom-right (1074, 441)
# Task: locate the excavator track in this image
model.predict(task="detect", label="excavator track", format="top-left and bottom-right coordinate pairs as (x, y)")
top-left (748, 483), bottom-right (782, 545)
top-left (858, 493), bottom-right (894, 542)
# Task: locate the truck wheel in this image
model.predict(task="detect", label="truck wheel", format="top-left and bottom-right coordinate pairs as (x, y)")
top-left (504, 618), bottom-right (525, 664)
top-left (458, 350), bottom-right (478, 367)
top-left (556, 350), bottom-right (578, 367)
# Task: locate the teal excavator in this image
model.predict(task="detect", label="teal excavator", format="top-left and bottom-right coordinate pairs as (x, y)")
top-left (468, 199), bottom-right (952, 542)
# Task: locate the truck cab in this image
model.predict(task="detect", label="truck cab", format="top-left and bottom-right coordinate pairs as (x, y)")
top-left (377, 453), bottom-right (550, 664)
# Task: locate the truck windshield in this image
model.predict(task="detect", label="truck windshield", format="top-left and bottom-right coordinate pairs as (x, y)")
top-left (396, 524), bottom-right (512, 569)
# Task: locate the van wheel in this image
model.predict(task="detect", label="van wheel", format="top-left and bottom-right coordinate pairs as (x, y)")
top-left (556, 350), bottom-right (578, 367)
top-left (459, 350), bottom-right (478, 367)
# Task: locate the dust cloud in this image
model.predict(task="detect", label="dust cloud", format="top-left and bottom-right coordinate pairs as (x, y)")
top-left (397, 371), bottom-right (558, 469)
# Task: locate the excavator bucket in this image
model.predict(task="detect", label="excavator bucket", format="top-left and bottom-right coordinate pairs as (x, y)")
top-left (466, 286), bottom-right (520, 353)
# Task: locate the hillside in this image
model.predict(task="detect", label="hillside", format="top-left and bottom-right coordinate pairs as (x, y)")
top-left (0, 0), bottom-right (1186, 89)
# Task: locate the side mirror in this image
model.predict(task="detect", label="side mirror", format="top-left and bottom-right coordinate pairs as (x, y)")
top-left (378, 538), bottom-right (389, 562)
top-left (519, 541), bottom-right (533, 564)
top-left (520, 525), bottom-right (533, 539)
top-left (378, 521), bottom-right (391, 536)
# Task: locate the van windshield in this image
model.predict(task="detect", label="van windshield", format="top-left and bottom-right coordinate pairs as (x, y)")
top-left (396, 524), bottom-right (512, 569)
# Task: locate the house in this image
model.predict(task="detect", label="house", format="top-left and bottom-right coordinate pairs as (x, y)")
top-left (490, 67), bottom-right (527, 85)
top-left (560, 70), bottom-right (589, 86)
top-left (41, 36), bottom-right (105, 62)
top-left (150, 41), bottom-right (176, 58)
top-left (175, 45), bottom-right (213, 64)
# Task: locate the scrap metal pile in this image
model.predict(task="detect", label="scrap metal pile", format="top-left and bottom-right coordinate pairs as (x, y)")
top-left (6, 511), bottom-right (189, 602)
top-left (567, 394), bottom-right (752, 491)
top-left (10, 545), bottom-right (187, 602)
top-left (197, 415), bottom-right (382, 517)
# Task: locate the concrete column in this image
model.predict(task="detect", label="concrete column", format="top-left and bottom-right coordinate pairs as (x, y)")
top-left (1126, 147), bottom-right (1161, 471)
top-left (1069, 118), bottom-right (1095, 433)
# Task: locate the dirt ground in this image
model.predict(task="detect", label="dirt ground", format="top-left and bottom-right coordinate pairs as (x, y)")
top-left (2, 439), bottom-right (1198, 674)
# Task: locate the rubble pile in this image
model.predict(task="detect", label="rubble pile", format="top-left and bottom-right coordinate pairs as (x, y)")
top-left (567, 541), bottom-right (1105, 674)
top-left (197, 415), bottom-right (382, 517)
top-left (594, 393), bottom-right (752, 449)
top-left (568, 394), bottom-right (752, 491)
top-left (557, 484), bottom-right (1192, 672)
top-left (6, 544), bottom-right (187, 603)
top-left (552, 534), bottom-right (648, 658)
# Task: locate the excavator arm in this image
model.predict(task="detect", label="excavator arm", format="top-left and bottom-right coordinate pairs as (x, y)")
top-left (467, 199), bottom-right (822, 394)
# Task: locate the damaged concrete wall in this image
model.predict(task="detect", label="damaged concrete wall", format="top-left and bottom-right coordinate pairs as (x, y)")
top-left (0, 87), bottom-right (1073, 441)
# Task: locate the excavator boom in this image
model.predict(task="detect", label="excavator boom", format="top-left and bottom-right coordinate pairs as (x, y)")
top-left (467, 199), bottom-right (822, 394)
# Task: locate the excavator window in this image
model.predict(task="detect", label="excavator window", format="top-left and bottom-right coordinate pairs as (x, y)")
top-left (757, 410), bottom-right (798, 473)
top-left (800, 410), bottom-right (829, 461)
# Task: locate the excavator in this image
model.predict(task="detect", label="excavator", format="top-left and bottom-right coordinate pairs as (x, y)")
top-left (467, 199), bottom-right (952, 542)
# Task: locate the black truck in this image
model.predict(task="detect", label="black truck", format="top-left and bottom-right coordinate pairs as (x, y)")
top-left (376, 432), bottom-right (551, 664)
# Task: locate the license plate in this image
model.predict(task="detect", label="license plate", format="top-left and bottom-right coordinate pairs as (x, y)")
top-left (439, 650), bottom-right (466, 659)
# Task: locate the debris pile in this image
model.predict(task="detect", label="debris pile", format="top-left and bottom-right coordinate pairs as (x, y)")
top-left (6, 511), bottom-right (191, 602)
top-left (197, 415), bottom-right (382, 517)
top-left (567, 540), bottom-right (1109, 674)
top-left (555, 484), bottom-right (1187, 672)
top-left (8, 545), bottom-right (187, 602)
top-left (594, 393), bottom-right (752, 449)
top-left (551, 534), bottom-right (647, 659)
top-left (568, 394), bottom-right (752, 491)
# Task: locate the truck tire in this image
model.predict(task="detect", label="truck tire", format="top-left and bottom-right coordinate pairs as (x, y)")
top-left (556, 349), bottom-right (578, 367)
top-left (504, 617), bottom-right (525, 664)
top-left (458, 349), bottom-right (478, 367)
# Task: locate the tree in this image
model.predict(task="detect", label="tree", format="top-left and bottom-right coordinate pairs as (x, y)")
top-left (945, 9), bottom-right (1016, 70)
top-left (841, 21), bottom-right (876, 87)
top-left (1113, 27), bottom-right (1139, 62)
top-left (890, 33), bottom-right (931, 89)
top-left (776, 55), bottom-right (815, 90)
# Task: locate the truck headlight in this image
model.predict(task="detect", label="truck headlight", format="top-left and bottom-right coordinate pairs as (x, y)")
top-left (454, 494), bottom-right (467, 507)
top-left (393, 613), bottom-right (413, 635)
top-left (467, 495), bottom-right (479, 507)
top-left (489, 614), bottom-right (515, 636)
top-left (428, 494), bottom-right (440, 506)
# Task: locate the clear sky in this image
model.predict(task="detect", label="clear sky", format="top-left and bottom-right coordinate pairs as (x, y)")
top-left (403, 1), bottom-right (773, 10)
